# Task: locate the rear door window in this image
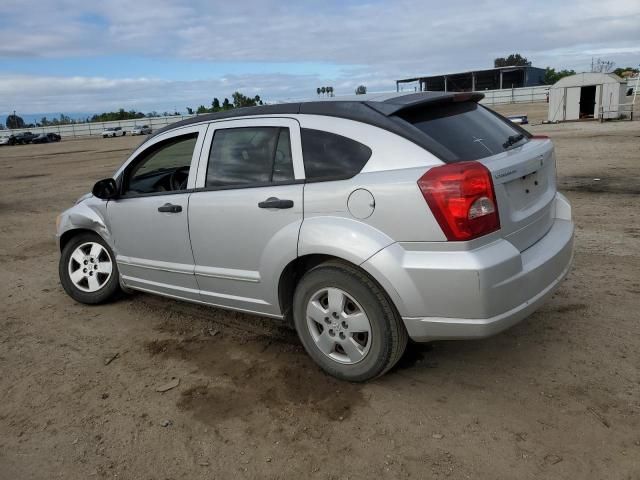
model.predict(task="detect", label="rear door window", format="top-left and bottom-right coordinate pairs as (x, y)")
top-left (301, 129), bottom-right (372, 181)
top-left (398, 102), bottom-right (528, 162)
top-left (206, 127), bottom-right (294, 187)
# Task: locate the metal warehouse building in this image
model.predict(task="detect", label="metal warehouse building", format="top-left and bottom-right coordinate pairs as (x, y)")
top-left (548, 72), bottom-right (628, 122)
top-left (396, 66), bottom-right (546, 92)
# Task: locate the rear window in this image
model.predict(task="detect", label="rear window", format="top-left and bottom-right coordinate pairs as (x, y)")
top-left (301, 128), bottom-right (372, 181)
top-left (399, 102), bottom-right (528, 162)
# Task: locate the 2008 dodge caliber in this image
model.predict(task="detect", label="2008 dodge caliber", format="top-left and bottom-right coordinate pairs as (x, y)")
top-left (56, 92), bottom-right (574, 381)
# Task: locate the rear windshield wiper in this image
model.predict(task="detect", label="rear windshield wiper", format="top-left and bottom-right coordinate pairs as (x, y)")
top-left (503, 133), bottom-right (525, 149)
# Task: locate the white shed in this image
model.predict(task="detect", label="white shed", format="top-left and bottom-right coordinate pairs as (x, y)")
top-left (548, 73), bottom-right (628, 122)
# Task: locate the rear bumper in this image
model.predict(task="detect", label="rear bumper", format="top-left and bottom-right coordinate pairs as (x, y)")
top-left (363, 193), bottom-right (574, 341)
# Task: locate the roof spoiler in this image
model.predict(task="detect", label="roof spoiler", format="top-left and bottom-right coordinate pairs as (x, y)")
top-left (366, 91), bottom-right (485, 117)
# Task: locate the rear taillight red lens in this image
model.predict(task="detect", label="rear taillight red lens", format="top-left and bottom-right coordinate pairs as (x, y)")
top-left (417, 161), bottom-right (500, 241)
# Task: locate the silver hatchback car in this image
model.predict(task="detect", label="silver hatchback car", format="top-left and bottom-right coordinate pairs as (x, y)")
top-left (57, 92), bottom-right (574, 381)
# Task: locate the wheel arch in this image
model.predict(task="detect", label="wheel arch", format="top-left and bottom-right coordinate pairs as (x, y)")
top-left (59, 228), bottom-right (98, 252)
top-left (57, 201), bottom-right (116, 253)
top-left (277, 252), bottom-right (405, 326)
top-left (281, 216), bottom-right (407, 320)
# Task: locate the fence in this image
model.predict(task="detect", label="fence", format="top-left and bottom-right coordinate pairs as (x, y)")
top-left (599, 103), bottom-right (635, 121)
top-left (2, 90), bottom-right (548, 139)
top-left (3, 114), bottom-right (197, 139)
top-left (477, 85), bottom-right (550, 105)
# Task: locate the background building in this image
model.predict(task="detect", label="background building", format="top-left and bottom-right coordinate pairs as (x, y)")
top-left (396, 66), bottom-right (546, 92)
top-left (548, 72), bottom-right (629, 121)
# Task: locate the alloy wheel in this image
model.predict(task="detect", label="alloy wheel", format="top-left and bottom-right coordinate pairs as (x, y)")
top-left (67, 242), bottom-right (113, 292)
top-left (306, 287), bottom-right (372, 364)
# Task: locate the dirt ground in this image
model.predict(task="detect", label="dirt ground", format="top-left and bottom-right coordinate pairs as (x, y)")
top-left (1, 107), bottom-right (639, 480)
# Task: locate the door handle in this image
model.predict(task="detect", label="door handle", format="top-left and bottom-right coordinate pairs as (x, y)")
top-left (258, 197), bottom-right (294, 209)
top-left (158, 203), bottom-right (182, 213)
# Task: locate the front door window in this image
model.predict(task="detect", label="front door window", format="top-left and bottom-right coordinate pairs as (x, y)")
top-left (125, 133), bottom-right (198, 195)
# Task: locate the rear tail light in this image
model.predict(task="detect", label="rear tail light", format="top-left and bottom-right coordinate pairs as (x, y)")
top-left (417, 161), bottom-right (500, 241)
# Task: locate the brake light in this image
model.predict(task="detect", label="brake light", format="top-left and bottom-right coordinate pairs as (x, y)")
top-left (417, 161), bottom-right (500, 241)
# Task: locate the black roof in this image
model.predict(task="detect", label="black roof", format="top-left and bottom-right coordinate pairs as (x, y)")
top-left (145, 91), bottom-right (484, 156)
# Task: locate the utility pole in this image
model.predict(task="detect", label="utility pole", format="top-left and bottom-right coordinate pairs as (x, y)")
top-left (633, 64), bottom-right (640, 106)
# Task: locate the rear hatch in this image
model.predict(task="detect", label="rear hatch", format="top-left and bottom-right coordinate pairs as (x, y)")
top-left (398, 99), bottom-right (556, 251)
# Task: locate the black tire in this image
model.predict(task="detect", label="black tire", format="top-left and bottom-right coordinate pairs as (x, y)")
top-left (293, 260), bottom-right (408, 382)
top-left (59, 232), bottom-right (121, 304)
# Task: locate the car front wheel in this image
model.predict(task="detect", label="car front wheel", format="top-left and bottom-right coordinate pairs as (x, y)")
top-left (59, 232), bottom-right (121, 304)
top-left (293, 260), bottom-right (407, 382)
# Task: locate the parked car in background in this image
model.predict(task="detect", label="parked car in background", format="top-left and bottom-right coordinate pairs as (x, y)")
top-left (0, 134), bottom-right (14, 146)
top-left (130, 125), bottom-right (152, 135)
top-left (102, 127), bottom-right (126, 138)
top-left (31, 133), bottom-right (62, 144)
top-left (507, 114), bottom-right (529, 125)
top-left (13, 132), bottom-right (37, 144)
top-left (56, 92), bottom-right (574, 381)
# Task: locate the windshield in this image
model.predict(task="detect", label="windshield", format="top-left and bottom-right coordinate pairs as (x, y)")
top-left (398, 102), bottom-right (529, 162)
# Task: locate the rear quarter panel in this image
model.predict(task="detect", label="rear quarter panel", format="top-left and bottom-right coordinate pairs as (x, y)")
top-left (297, 114), bottom-right (447, 256)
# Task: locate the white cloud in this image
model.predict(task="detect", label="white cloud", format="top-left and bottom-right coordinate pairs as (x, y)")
top-left (0, 73), bottom-right (372, 113)
top-left (1, 0), bottom-right (639, 113)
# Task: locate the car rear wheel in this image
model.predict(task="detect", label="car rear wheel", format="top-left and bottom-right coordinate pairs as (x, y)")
top-left (293, 260), bottom-right (407, 382)
top-left (59, 232), bottom-right (120, 304)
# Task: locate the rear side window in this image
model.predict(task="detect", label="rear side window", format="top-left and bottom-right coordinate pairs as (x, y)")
top-left (399, 102), bottom-right (528, 162)
top-left (206, 127), bottom-right (294, 187)
top-left (301, 128), bottom-right (372, 181)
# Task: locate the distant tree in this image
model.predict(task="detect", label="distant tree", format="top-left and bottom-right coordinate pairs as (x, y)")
top-left (328, 86), bottom-right (334, 96)
top-left (232, 91), bottom-right (250, 108)
top-left (591, 58), bottom-right (615, 73)
top-left (6, 114), bottom-right (25, 129)
top-left (543, 67), bottom-right (576, 85)
top-left (186, 107), bottom-right (194, 115)
top-left (222, 98), bottom-right (231, 110)
top-left (613, 66), bottom-right (638, 77)
top-left (355, 85), bottom-right (367, 95)
top-left (494, 53), bottom-right (531, 68)
top-left (196, 105), bottom-right (208, 114)
top-left (231, 91), bottom-right (264, 108)
top-left (89, 109), bottom-right (144, 122)
top-left (317, 87), bottom-right (321, 96)
top-left (212, 98), bottom-right (221, 111)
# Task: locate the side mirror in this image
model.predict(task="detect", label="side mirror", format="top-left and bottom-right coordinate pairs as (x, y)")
top-left (92, 178), bottom-right (118, 200)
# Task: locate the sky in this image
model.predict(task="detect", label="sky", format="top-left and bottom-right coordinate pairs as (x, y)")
top-left (1, 0), bottom-right (639, 117)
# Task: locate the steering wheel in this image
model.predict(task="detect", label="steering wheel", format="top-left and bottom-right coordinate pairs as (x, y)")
top-left (169, 167), bottom-right (189, 191)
